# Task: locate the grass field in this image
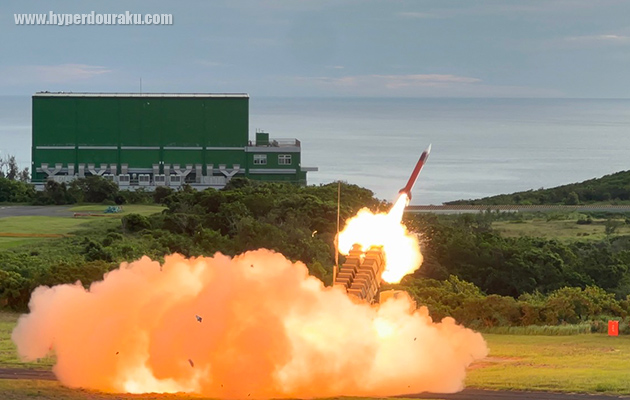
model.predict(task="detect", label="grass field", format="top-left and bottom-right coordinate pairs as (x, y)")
top-left (3, 310), bottom-right (630, 398)
top-left (0, 216), bottom-right (94, 235)
top-left (68, 205), bottom-right (165, 216)
top-left (0, 205), bottom-right (165, 249)
top-left (0, 313), bottom-right (54, 370)
top-left (467, 334), bottom-right (630, 394)
top-left (0, 237), bottom-right (43, 250)
top-left (493, 217), bottom-right (630, 241)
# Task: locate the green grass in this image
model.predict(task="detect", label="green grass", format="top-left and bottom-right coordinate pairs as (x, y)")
top-left (0, 216), bottom-right (93, 235)
top-left (0, 205), bottom-right (165, 249)
top-left (68, 204), bottom-right (165, 216)
top-left (479, 324), bottom-right (592, 336)
top-left (493, 218), bottom-right (630, 241)
top-left (0, 313), bottom-right (54, 369)
top-left (467, 333), bottom-right (630, 394)
top-left (0, 238), bottom-right (46, 250)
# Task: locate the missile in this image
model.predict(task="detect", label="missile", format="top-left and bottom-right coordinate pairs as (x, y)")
top-left (399, 144), bottom-right (432, 200)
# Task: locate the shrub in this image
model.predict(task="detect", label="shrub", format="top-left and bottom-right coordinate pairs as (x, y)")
top-left (0, 177), bottom-right (35, 203)
top-left (120, 188), bottom-right (152, 204)
top-left (33, 180), bottom-right (75, 205)
top-left (577, 216), bottom-right (593, 225)
top-left (121, 213), bottom-right (151, 233)
top-left (153, 186), bottom-right (174, 204)
top-left (102, 232), bottom-right (124, 247)
top-left (69, 176), bottom-right (119, 203)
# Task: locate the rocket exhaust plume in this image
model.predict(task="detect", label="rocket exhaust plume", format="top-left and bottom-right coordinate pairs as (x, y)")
top-left (338, 194), bottom-right (421, 283)
top-left (13, 250), bottom-right (487, 397)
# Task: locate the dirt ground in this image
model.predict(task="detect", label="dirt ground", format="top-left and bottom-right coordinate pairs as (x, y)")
top-left (0, 368), bottom-right (55, 380)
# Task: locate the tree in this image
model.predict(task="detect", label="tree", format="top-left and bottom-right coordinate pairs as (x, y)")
top-left (153, 186), bottom-right (174, 204)
top-left (68, 176), bottom-right (119, 203)
top-left (17, 168), bottom-right (30, 182)
top-left (0, 177), bottom-right (35, 202)
top-left (565, 191), bottom-right (580, 205)
top-left (0, 155), bottom-right (29, 181)
top-left (34, 180), bottom-right (74, 205)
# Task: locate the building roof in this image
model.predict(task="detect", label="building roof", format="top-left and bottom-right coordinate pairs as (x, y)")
top-left (33, 92), bottom-right (249, 98)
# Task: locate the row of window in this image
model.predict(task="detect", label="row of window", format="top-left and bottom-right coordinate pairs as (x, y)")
top-left (253, 154), bottom-right (292, 166)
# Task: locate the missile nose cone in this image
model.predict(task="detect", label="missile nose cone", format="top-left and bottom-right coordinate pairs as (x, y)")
top-left (426, 143), bottom-right (432, 155)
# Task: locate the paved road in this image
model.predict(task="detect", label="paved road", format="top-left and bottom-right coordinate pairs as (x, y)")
top-left (0, 205), bottom-right (73, 218)
top-left (406, 205), bottom-right (630, 214)
top-left (0, 369), bottom-right (627, 400)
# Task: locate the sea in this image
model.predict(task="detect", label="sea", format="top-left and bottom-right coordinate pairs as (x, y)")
top-left (1, 96), bottom-right (629, 205)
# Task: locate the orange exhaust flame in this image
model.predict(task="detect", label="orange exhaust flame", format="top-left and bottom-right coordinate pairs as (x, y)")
top-left (338, 194), bottom-right (421, 283)
top-left (13, 250), bottom-right (487, 397)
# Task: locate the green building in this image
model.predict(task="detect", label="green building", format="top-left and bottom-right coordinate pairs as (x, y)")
top-left (31, 92), bottom-right (317, 189)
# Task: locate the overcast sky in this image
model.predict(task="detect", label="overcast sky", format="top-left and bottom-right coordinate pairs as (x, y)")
top-left (1, 0), bottom-right (630, 97)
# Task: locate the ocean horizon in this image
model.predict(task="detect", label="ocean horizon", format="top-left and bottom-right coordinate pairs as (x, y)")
top-left (2, 95), bottom-right (629, 205)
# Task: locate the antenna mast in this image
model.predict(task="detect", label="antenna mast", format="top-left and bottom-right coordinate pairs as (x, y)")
top-left (333, 181), bottom-right (340, 285)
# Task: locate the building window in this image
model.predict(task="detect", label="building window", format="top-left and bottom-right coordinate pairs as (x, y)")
top-left (253, 154), bottom-right (267, 165)
top-left (278, 154), bottom-right (292, 165)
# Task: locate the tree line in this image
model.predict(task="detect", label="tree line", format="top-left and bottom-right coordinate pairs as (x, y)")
top-left (3, 177), bottom-right (630, 330)
top-left (447, 170), bottom-right (630, 205)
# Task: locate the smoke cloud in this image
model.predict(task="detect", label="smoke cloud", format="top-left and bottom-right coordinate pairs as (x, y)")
top-left (12, 250), bottom-right (487, 397)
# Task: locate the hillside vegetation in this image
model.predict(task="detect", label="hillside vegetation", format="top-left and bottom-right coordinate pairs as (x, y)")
top-left (3, 178), bottom-right (630, 332)
top-left (446, 170), bottom-right (630, 205)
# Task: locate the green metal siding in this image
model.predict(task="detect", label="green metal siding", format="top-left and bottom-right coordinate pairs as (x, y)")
top-left (32, 95), bottom-right (250, 181)
top-left (163, 150), bottom-right (204, 166)
top-left (204, 98), bottom-right (248, 147)
top-left (248, 174), bottom-right (300, 183)
top-left (118, 99), bottom-right (143, 145)
top-left (205, 150), bottom-right (246, 166)
top-left (35, 149), bottom-right (76, 166)
top-left (161, 99), bottom-right (205, 147)
top-left (31, 94), bottom-right (311, 186)
top-left (32, 97), bottom-right (76, 146)
top-left (120, 150), bottom-right (160, 169)
top-left (77, 98), bottom-right (119, 145)
top-left (77, 149), bottom-right (118, 166)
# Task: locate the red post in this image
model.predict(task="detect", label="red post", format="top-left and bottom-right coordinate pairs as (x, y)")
top-left (608, 320), bottom-right (619, 336)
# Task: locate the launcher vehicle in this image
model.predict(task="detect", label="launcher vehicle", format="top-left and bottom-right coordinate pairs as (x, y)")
top-left (333, 245), bottom-right (408, 304)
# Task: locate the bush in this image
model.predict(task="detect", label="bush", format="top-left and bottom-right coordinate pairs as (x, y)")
top-left (120, 188), bottom-right (152, 204)
top-left (153, 186), bottom-right (174, 204)
top-left (33, 180), bottom-right (75, 205)
top-left (69, 176), bottom-right (119, 203)
top-left (122, 213), bottom-right (151, 233)
top-left (577, 216), bottom-right (593, 225)
top-left (0, 177), bottom-right (35, 203)
top-left (102, 232), bottom-right (124, 247)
